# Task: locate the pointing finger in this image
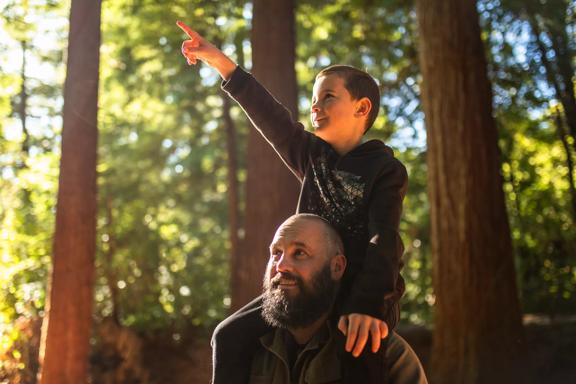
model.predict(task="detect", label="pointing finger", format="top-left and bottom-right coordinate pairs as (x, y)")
top-left (176, 20), bottom-right (200, 40)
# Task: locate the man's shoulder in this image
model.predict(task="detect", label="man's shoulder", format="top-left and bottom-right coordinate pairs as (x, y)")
top-left (249, 328), bottom-right (428, 384)
top-left (386, 332), bottom-right (429, 384)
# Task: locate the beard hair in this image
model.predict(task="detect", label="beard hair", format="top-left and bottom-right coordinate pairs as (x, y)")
top-left (261, 263), bottom-right (338, 329)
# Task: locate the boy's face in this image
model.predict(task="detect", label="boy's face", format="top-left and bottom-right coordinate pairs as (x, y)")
top-left (311, 74), bottom-right (363, 140)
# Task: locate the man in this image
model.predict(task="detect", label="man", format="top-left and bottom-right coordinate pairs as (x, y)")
top-left (249, 213), bottom-right (427, 384)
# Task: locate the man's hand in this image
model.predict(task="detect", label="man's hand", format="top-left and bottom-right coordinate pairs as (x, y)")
top-left (176, 21), bottom-right (237, 80)
top-left (338, 314), bottom-right (389, 357)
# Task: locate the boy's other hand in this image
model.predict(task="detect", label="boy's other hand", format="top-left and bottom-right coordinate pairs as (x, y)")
top-left (176, 21), bottom-right (236, 80)
top-left (338, 313), bottom-right (389, 357)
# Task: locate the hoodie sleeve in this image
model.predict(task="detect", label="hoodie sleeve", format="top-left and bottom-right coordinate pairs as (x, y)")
top-left (342, 156), bottom-right (408, 326)
top-left (221, 66), bottom-right (312, 180)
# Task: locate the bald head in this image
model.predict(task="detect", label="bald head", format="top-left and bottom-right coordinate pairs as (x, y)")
top-left (274, 214), bottom-right (344, 260)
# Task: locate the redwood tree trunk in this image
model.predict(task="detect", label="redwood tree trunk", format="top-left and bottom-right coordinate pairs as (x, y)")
top-left (232, 0), bottom-right (300, 309)
top-left (222, 92), bottom-right (242, 304)
top-left (415, 1), bottom-right (526, 383)
top-left (39, 1), bottom-right (101, 383)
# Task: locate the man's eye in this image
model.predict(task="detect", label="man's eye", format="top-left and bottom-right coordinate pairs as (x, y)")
top-left (294, 249), bottom-right (308, 258)
top-left (271, 249), bottom-right (282, 258)
top-left (324, 94), bottom-right (334, 99)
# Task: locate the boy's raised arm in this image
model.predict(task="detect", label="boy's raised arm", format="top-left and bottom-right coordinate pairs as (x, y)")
top-left (176, 21), bottom-right (237, 80)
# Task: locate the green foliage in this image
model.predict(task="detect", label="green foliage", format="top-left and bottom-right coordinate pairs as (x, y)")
top-left (0, 1), bottom-right (66, 379)
top-left (498, 110), bottom-right (576, 314)
top-left (480, 0), bottom-right (576, 314)
top-left (94, 0), bottom-right (251, 331)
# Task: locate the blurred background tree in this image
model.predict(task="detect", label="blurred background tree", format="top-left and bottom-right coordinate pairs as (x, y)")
top-left (0, 0), bottom-right (574, 382)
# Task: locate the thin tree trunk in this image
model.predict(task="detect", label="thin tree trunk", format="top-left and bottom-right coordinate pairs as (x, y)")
top-left (19, 39), bottom-right (29, 158)
top-left (554, 109), bottom-right (576, 224)
top-left (232, 0), bottom-right (300, 309)
top-left (220, 34), bottom-right (243, 310)
top-left (39, 1), bottom-right (101, 383)
top-left (528, 13), bottom-right (576, 152)
top-left (415, 1), bottom-right (526, 383)
top-left (105, 195), bottom-right (120, 323)
top-left (222, 92), bottom-right (241, 305)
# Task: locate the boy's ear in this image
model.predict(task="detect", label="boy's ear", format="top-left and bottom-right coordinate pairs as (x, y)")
top-left (355, 97), bottom-right (372, 117)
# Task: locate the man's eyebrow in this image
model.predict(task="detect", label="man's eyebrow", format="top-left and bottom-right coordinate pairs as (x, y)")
top-left (292, 241), bottom-right (310, 249)
top-left (269, 241), bottom-right (309, 250)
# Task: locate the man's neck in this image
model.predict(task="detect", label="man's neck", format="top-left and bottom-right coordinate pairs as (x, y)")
top-left (288, 313), bottom-right (330, 345)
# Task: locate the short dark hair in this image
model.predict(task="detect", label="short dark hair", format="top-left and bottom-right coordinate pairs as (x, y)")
top-left (316, 65), bottom-right (380, 133)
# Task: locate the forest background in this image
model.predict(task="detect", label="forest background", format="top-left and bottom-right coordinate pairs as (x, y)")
top-left (0, 0), bottom-right (575, 383)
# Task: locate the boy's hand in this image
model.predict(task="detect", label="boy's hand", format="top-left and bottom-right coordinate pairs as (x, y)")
top-left (338, 314), bottom-right (389, 357)
top-left (176, 21), bottom-right (236, 80)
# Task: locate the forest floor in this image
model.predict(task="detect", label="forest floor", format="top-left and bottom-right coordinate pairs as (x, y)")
top-left (138, 314), bottom-right (576, 384)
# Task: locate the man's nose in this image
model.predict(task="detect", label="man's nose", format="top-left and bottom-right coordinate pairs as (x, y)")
top-left (275, 254), bottom-right (293, 273)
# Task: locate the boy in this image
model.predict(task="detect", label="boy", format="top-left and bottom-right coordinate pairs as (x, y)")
top-left (177, 21), bottom-right (408, 384)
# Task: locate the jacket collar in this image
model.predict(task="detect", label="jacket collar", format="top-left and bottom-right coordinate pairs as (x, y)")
top-left (260, 323), bottom-right (341, 383)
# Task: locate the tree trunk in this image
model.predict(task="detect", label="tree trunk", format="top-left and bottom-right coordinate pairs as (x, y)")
top-left (38, 1), bottom-right (101, 383)
top-left (19, 39), bottom-right (29, 158)
top-left (415, 1), bottom-right (526, 383)
top-left (105, 195), bottom-right (120, 323)
top-left (527, 10), bottom-right (576, 152)
top-left (222, 92), bottom-right (242, 305)
top-left (232, 0), bottom-right (300, 309)
top-left (554, 110), bottom-right (576, 224)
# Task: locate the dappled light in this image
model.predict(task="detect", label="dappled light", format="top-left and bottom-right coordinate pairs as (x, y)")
top-left (1, 0), bottom-right (575, 383)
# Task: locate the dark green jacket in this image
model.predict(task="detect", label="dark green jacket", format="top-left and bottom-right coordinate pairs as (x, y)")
top-left (249, 325), bottom-right (428, 384)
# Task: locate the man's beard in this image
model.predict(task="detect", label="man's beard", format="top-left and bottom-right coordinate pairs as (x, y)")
top-left (261, 263), bottom-right (338, 329)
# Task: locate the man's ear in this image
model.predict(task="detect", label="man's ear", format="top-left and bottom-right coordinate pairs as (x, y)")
top-left (331, 254), bottom-right (347, 280)
top-left (355, 97), bottom-right (372, 118)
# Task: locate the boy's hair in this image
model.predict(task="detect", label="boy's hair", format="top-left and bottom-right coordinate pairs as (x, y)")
top-left (316, 65), bottom-right (380, 133)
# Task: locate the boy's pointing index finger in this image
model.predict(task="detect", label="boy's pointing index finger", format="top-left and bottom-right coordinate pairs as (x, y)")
top-left (176, 21), bottom-right (199, 39)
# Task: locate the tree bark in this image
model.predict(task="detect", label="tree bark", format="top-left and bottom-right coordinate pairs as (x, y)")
top-left (527, 10), bottom-right (576, 152)
top-left (222, 92), bottom-right (242, 306)
top-left (415, 1), bottom-right (526, 383)
top-left (38, 1), bottom-right (101, 383)
top-left (232, 0), bottom-right (300, 309)
top-left (554, 110), bottom-right (576, 224)
top-left (105, 195), bottom-right (120, 323)
top-left (19, 39), bottom-right (29, 158)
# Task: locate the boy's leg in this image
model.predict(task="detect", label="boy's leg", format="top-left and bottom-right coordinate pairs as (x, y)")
top-left (211, 295), bottom-right (270, 384)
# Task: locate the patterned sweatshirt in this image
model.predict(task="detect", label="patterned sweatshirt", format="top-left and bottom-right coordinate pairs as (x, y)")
top-left (222, 66), bottom-right (408, 327)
